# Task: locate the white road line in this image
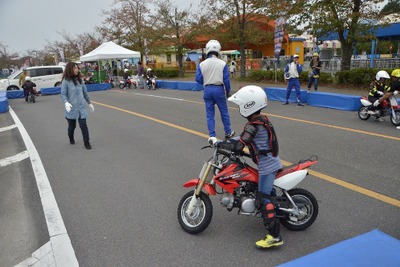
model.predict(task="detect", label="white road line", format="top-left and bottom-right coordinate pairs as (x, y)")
top-left (0, 124), bottom-right (17, 132)
top-left (133, 92), bottom-right (185, 101)
top-left (0, 150), bottom-right (29, 167)
top-left (9, 107), bottom-right (78, 266)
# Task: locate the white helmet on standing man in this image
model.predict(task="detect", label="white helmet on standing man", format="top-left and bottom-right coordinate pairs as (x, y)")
top-left (205, 40), bottom-right (221, 56)
top-left (228, 85), bottom-right (268, 117)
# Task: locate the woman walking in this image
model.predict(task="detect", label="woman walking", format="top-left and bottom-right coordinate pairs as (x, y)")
top-left (61, 62), bottom-right (94, 149)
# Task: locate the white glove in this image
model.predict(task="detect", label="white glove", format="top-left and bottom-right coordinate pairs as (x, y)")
top-left (373, 100), bottom-right (380, 107)
top-left (65, 102), bottom-right (72, 112)
top-left (377, 91), bottom-right (384, 96)
top-left (208, 137), bottom-right (218, 147)
top-left (89, 103), bottom-right (94, 112)
top-left (394, 91), bottom-right (398, 95)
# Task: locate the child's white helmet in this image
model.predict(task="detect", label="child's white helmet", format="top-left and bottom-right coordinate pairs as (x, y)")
top-left (25, 76), bottom-right (31, 81)
top-left (228, 85), bottom-right (267, 117)
top-left (376, 70), bottom-right (390, 81)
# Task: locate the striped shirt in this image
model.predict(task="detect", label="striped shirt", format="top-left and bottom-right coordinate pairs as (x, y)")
top-left (253, 125), bottom-right (282, 175)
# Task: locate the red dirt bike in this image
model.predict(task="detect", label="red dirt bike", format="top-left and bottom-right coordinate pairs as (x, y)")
top-left (177, 144), bottom-right (319, 234)
top-left (119, 78), bottom-right (137, 89)
top-left (358, 94), bottom-right (400, 126)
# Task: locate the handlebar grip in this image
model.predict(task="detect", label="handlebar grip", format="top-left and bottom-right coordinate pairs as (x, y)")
top-left (217, 148), bottom-right (232, 157)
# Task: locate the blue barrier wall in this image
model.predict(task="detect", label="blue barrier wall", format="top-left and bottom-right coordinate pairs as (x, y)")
top-left (157, 80), bottom-right (203, 91)
top-left (41, 83), bottom-right (111, 95)
top-left (265, 87), bottom-right (308, 104)
top-left (0, 92), bottom-right (9, 113)
top-left (6, 90), bottom-right (24, 99)
top-left (307, 91), bottom-right (362, 111)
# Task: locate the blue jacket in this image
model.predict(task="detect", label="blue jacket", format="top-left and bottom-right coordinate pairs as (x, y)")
top-left (60, 79), bottom-right (91, 119)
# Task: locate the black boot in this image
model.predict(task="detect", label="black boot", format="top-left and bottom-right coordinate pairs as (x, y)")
top-left (84, 141), bottom-right (92, 149)
top-left (68, 134), bottom-right (75, 144)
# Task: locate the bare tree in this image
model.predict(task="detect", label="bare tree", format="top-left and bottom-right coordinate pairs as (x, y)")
top-left (267, 0), bottom-right (386, 70)
top-left (201, 0), bottom-right (275, 77)
top-left (99, 0), bottom-right (151, 58)
top-left (149, 0), bottom-right (209, 76)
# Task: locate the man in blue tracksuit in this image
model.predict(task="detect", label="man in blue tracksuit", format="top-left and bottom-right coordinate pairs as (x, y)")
top-left (283, 54), bottom-right (304, 106)
top-left (196, 39), bottom-right (235, 139)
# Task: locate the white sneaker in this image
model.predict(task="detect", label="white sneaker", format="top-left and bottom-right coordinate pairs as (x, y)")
top-left (396, 126), bottom-right (400, 130)
top-left (375, 117), bottom-right (384, 122)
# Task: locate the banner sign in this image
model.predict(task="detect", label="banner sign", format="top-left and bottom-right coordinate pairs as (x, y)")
top-left (274, 17), bottom-right (286, 58)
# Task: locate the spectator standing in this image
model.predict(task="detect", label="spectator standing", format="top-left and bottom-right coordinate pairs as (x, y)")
top-left (60, 62), bottom-right (94, 149)
top-left (19, 68), bottom-right (28, 87)
top-left (283, 55), bottom-right (304, 106)
top-left (307, 52), bottom-right (322, 91)
top-left (195, 39), bottom-right (235, 139)
top-left (138, 61), bottom-right (144, 89)
top-left (229, 61), bottom-right (236, 78)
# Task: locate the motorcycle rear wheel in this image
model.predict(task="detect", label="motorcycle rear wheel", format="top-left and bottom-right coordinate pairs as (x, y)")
top-left (358, 106), bottom-right (370, 120)
top-left (177, 190), bottom-right (213, 234)
top-left (280, 188), bottom-right (318, 231)
top-left (390, 110), bottom-right (400, 126)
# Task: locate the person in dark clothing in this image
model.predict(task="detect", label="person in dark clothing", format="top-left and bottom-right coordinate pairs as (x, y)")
top-left (137, 62), bottom-right (144, 89)
top-left (368, 70), bottom-right (390, 121)
top-left (307, 52), bottom-right (322, 91)
top-left (21, 76), bottom-right (37, 102)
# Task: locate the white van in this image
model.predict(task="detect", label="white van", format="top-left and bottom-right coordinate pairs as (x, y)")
top-left (0, 65), bottom-right (65, 92)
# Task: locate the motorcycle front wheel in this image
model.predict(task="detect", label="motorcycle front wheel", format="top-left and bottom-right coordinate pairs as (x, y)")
top-left (119, 83), bottom-right (125, 89)
top-left (280, 188), bottom-right (318, 231)
top-left (177, 190), bottom-right (213, 234)
top-left (358, 106), bottom-right (370, 120)
top-left (390, 110), bottom-right (400, 126)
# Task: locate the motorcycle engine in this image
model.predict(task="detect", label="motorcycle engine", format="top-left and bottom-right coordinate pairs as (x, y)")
top-left (241, 197), bottom-right (256, 213)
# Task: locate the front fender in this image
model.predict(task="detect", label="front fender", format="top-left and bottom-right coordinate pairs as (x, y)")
top-left (183, 178), bottom-right (216, 195)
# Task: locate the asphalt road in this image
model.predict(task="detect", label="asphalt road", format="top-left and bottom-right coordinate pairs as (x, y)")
top-left (2, 87), bottom-right (400, 266)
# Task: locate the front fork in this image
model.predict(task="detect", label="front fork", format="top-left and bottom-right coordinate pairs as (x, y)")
top-left (185, 162), bottom-right (213, 216)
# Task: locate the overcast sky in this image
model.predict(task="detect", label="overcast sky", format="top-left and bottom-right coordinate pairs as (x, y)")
top-left (0, 0), bottom-right (200, 55)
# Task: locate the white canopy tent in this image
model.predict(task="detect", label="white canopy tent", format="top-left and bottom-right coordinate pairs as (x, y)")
top-left (80, 41), bottom-right (140, 61)
top-left (80, 41), bottom-right (141, 83)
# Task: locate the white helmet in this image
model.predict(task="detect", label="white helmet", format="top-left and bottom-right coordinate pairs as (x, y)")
top-left (205, 40), bottom-right (221, 55)
top-left (147, 68), bottom-right (152, 72)
top-left (25, 76), bottom-right (31, 81)
top-left (228, 85), bottom-right (267, 117)
top-left (124, 69), bottom-right (128, 72)
top-left (376, 70), bottom-right (390, 81)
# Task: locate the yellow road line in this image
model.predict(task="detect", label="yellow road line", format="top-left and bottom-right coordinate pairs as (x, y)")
top-left (93, 100), bottom-right (400, 208)
top-left (111, 90), bottom-right (400, 141)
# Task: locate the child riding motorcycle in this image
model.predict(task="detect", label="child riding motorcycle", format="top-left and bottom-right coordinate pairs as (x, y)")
top-left (21, 76), bottom-right (37, 102)
top-left (368, 70), bottom-right (391, 121)
top-left (211, 85), bottom-right (283, 249)
top-left (146, 68), bottom-right (156, 89)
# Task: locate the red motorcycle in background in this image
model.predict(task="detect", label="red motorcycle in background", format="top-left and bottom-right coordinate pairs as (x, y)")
top-left (119, 78), bottom-right (137, 89)
top-left (177, 144), bottom-right (319, 234)
top-left (358, 93), bottom-right (400, 126)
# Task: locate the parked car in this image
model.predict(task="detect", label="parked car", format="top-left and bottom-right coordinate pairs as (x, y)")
top-left (0, 65), bottom-right (65, 92)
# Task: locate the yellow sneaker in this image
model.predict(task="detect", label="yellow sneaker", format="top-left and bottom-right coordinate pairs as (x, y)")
top-left (255, 234), bottom-right (283, 249)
